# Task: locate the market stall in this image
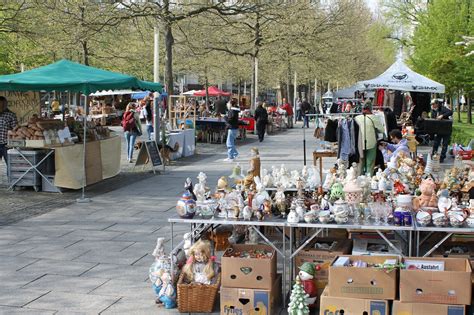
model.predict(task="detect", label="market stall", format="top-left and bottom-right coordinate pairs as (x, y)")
top-left (152, 147), bottom-right (474, 313)
top-left (0, 59), bottom-right (163, 192)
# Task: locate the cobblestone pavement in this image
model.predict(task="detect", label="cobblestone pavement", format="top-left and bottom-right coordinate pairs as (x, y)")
top-left (0, 122), bottom-right (453, 314)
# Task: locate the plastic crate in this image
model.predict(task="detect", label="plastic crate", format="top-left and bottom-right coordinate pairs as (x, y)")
top-left (458, 150), bottom-right (473, 160)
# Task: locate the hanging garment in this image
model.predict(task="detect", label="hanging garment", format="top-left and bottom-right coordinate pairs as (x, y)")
top-left (338, 119), bottom-right (352, 161)
top-left (324, 119), bottom-right (338, 142)
top-left (383, 108), bottom-right (398, 134)
top-left (376, 89), bottom-right (385, 107)
top-left (394, 91), bottom-right (404, 116)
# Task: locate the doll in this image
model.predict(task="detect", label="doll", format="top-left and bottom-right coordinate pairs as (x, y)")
top-left (152, 238), bottom-right (166, 259)
top-left (182, 240), bottom-right (217, 285)
top-left (298, 262), bottom-right (317, 308)
top-left (183, 233), bottom-right (192, 258)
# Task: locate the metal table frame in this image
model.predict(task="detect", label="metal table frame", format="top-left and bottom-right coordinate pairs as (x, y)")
top-left (168, 216), bottom-right (420, 308)
top-left (415, 222), bottom-right (474, 257)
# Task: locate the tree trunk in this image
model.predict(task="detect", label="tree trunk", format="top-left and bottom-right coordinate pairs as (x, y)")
top-left (467, 96), bottom-right (472, 124)
top-left (286, 59), bottom-right (291, 105)
top-left (205, 67), bottom-right (209, 109)
top-left (457, 90), bottom-right (461, 123)
top-left (237, 78), bottom-right (241, 107)
top-left (82, 41), bottom-right (89, 66)
top-left (164, 22), bottom-right (174, 97)
top-left (250, 56), bottom-right (255, 109)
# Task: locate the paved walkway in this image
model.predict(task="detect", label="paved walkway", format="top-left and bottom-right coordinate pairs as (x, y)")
top-left (0, 122), bottom-right (452, 314)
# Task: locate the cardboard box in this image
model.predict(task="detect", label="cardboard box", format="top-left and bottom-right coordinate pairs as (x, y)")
top-left (221, 244), bottom-right (276, 289)
top-left (220, 275), bottom-right (281, 315)
top-left (295, 238), bottom-right (352, 280)
top-left (432, 242), bottom-right (474, 259)
top-left (392, 301), bottom-right (466, 315)
top-left (352, 238), bottom-right (403, 256)
top-left (328, 255), bottom-right (398, 300)
top-left (400, 257), bottom-right (472, 305)
top-left (319, 286), bottom-right (389, 315)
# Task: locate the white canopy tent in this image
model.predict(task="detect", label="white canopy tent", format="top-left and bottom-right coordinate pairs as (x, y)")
top-left (90, 89), bottom-right (140, 96)
top-left (358, 59), bottom-right (445, 94)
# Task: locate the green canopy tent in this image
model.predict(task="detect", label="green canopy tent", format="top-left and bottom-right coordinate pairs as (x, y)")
top-left (0, 59), bottom-right (163, 201)
top-left (0, 59), bottom-right (162, 93)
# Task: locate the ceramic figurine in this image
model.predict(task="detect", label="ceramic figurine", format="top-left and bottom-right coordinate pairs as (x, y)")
top-left (307, 166), bottom-right (319, 189)
top-left (194, 172), bottom-right (209, 203)
top-left (242, 205), bottom-right (253, 220)
top-left (296, 177), bottom-right (306, 199)
top-left (253, 176), bottom-right (271, 209)
top-left (287, 203), bottom-right (299, 224)
top-left (262, 199), bottom-right (272, 217)
top-left (274, 184), bottom-right (287, 218)
top-left (329, 182), bottom-right (344, 202)
top-left (344, 180), bottom-right (363, 205)
top-left (184, 178), bottom-right (197, 201)
top-left (298, 262), bottom-right (317, 308)
top-left (378, 173), bottom-right (388, 192)
top-left (244, 147), bottom-right (261, 189)
top-left (291, 170), bottom-right (301, 187)
top-left (345, 164), bottom-right (357, 184)
top-left (271, 165), bottom-right (279, 179)
top-left (176, 187), bottom-right (197, 219)
top-left (320, 194), bottom-right (330, 210)
top-left (156, 272), bottom-right (176, 308)
top-left (183, 233), bottom-right (192, 258)
top-left (182, 240), bottom-right (217, 285)
top-left (301, 165), bottom-right (309, 179)
top-left (152, 237), bottom-right (166, 259)
top-left (322, 168), bottom-right (336, 191)
top-left (217, 176), bottom-right (230, 192)
top-left (413, 177), bottom-right (438, 210)
top-left (261, 168), bottom-right (274, 188)
top-left (336, 159), bottom-right (348, 179)
top-left (370, 175), bottom-right (379, 191)
top-left (229, 163), bottom-right (244, 184)
top-left (295, 201), bottom-right (306, 222)
top-left (255, 207), bottom-right (264, 221)
top-left (246, 228), bottom-right (259, 244)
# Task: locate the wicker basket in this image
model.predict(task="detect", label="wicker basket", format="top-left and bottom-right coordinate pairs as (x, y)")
top-left (177, 272), bottom-right (220, 313)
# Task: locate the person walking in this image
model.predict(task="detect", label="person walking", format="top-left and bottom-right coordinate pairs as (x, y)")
top-left (301, 98), bottom-right (311, 128)
top-left (430, 99), bottom-right (452, 163)
top-left (295, 98), bottom-right (302, 121)
top-left (121, 103), bottom-right (142, 163)
top-left (254, 102), bottom-right (268, 142)
top-left (144, 97), bottom-right (154, 140)
top-left (224, 100), bottom-right (240, 162)
top-left (280, 98), bottom-right (294, 128)
top-left (0, 96), bottom-right (18, 167)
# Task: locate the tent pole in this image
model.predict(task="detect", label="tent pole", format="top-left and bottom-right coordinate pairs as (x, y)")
top-left (77, 94), bottom-right (90, 203)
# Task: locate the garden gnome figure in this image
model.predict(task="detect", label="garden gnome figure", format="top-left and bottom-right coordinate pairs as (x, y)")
top-left (298, 262), bottom-right (317, 308)
top-left (244, 147), bottom-right (261, 189)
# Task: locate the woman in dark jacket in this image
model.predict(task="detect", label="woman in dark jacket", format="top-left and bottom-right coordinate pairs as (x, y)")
top-left (254, 102), bottom-right (268, 142)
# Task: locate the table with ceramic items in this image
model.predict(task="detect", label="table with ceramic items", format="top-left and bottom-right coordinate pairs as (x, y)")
top-left (168, 216), bottom-right (289, 306)
top-left (414, 222), bottom-right (474, 257)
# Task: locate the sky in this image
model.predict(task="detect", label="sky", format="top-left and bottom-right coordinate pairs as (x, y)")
top-left (365, 0), bottom-right (379, 13)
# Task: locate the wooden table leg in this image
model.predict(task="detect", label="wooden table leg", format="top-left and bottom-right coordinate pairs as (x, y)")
top-left (319, 157), bottom-right (323, 183)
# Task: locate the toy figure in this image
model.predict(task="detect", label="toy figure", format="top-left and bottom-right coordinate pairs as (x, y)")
top-left (217, 176), bottom-right (230, 193)
top-left (322, 168), bottom-right (336, 191)
top-left (182, 240), bottom-right (217, 285)
top-left (253, 176), bottom-right (271, 209)
top-left (329, 182), bottom-right (344, 202)
top-left (244, 147), bottom-right (261, 189)
top-left (183, 233), bottom-right (192, 258)
top-left (393, 179), bottom-right (407, 195)
top-left (157, 272), bottom-right (176, 309)
top-left (261, 168), bottom-right (273, 188)
top-left (413, 177), bottom-right (438, 210)
top-left (298, 262), bottom-right (317, 308)
top-left (287, 201), bottom-right (299, 223)
top-left (229, 163), bottom-right (244, 185)
top-left (296, 177), bottom-right (306, 199)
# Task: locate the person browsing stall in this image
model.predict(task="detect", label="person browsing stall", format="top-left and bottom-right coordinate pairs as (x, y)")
top-left (430, 99), bottom-right (452, 163)
top-left (280, 98), bottom-right (294, 128)
top-left (0, 96), bottom-right (18, 166)
top-left (380, 129), bottom-right (409, 162)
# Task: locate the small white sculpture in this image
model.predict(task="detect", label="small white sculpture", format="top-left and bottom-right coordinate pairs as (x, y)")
top-left (252, 176), bottom-right (270, 209)
top-left (322, 171), bottom-right (335, 191)
top-left (261, 168), bottom-right (274, 188)
top-left (378, 173), bottom-right (388, 192)
top-left (287, 202), bottom-right (300, 224)
top-left (194, 172), bottom-right (208, 203)
top-left (345, 165), bottom-right (357, 184)
top-left (152, 237), bottom-right (166, 259)
top-left (242, 205), bottom-right (253, 220)
top-left (295, 201), bottom-right (306, 222)
top-left (307, 166), bottom-right (319, 189)
top-left (301, 165), bottom-right (308, 179)
top-left (321, 194), bottom-right (330, 210)
top-left (183, 233), bottom-right (192, 258)
top-left (246, 228), bottom-right (259, 244)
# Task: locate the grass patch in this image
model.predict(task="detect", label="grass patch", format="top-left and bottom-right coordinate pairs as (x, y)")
top-left (452, 112), bottom-right (474, 146)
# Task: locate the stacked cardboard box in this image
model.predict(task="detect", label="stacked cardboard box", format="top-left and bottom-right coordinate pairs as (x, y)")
top-left (320, 255), bottom-right (398, 315)
top-left (295, 238), bottom-right (352, 307)
top-left (395, 257), bottom-right (472, 315)
top-left (220, 244), bottom-right (280, 315)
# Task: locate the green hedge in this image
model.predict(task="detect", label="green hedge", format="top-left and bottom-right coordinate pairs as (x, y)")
top-left (451, 125), bottom-right (473, 146)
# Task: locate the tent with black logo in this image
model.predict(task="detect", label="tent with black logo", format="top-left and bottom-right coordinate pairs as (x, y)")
top-left (358, 59), bottom-right (445, 93)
